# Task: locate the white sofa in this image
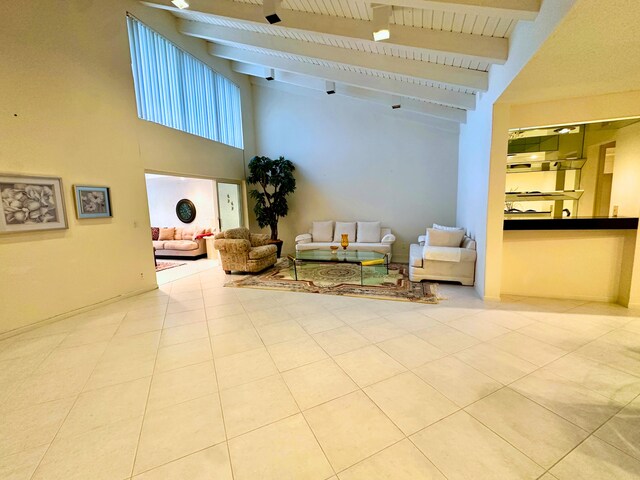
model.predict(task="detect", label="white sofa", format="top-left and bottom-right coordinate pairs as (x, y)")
top-left (409, 231), bottom-right (477, 286)
top-left (295, 221), bottom-right (396, 261)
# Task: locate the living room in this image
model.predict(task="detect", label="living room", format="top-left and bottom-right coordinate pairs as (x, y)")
top-left (2, 0), bottom-right (640, 478)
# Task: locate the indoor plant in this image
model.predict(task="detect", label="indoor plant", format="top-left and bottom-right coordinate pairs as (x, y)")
top-left (247, 155), bottom-right (296, 257)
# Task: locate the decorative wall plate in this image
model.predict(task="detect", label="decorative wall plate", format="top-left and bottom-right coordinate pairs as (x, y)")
top-left (176, 198), bottom-right (196, 223)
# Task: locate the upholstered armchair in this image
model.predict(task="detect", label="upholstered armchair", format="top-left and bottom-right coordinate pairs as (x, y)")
top-left (214, 227), bottom-right (277, 274)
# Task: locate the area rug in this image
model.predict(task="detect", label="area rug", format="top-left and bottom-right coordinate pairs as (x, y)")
top-left (225, 261), bottom-right (439, 303)
top-left (155, 261), bottom-right (186, 272)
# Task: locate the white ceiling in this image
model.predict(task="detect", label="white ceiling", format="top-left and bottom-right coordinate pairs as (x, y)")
top-left (142, 0), bottom-right (542, 123)
top-left (500, 0), bottom-right (640, 105)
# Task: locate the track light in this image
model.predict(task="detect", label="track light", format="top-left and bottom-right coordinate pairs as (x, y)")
top-left (372, 5), bottom-right (392, 41)
top-left (171, 0), bottom-right (189, 9)
top-left (264, 0), bottom-right (282, 24)
top-left (265, 68), bottom-right (275, 81)
top-left (325, 81), bottom-right (336, 95)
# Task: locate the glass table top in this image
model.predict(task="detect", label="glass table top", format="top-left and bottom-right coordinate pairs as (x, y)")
top-left (289, 249), bottom-right (387, 263)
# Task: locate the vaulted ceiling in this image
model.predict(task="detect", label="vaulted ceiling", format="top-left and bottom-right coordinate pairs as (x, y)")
top-left (142, 0), bottom-right (541, 125)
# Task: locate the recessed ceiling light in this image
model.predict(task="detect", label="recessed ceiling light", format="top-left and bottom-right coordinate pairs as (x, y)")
top-left (171, 0), bottom-right (189, 9)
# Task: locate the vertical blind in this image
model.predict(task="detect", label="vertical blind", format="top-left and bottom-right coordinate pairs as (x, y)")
top-left (126, 15), bottom-right (243, 149)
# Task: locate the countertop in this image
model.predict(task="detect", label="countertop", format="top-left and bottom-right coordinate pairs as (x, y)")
top-left (503, 217), bottom-right (639, 231)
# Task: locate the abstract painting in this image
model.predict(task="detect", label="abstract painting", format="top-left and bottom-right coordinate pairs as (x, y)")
top-left (0, 174), bottom-right (68, 233)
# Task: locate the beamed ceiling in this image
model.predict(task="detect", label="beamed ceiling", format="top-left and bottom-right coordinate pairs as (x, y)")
top-left (142, 0), bottom-right (541, 125)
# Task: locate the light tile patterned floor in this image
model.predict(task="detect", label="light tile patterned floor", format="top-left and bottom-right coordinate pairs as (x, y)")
top-left (2, 265), bottom-right (640, 479)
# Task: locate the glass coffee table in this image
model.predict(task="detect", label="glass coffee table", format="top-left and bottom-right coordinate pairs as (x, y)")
top-left (287, 249), bottom-right (389, 286)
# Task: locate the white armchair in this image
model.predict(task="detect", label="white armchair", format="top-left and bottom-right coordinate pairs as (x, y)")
top-left (409, 229), bottom-right (477, 286)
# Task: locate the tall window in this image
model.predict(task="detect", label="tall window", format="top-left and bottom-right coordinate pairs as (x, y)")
top-left (126, 15), bottom-right (243, 149)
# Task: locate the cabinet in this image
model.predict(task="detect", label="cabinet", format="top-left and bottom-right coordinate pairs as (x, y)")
top-left (505, 159), bottom-right (585, 219)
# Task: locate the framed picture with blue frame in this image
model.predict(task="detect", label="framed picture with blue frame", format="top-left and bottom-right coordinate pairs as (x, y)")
top-left (73, 185), bottom-right (112, 219)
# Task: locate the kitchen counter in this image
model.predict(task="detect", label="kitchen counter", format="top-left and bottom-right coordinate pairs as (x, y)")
top-left (503, 216), bottom-right (639, 231)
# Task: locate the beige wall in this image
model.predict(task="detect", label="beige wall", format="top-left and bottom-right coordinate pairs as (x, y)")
top-left (496, 92), bottom-right (640, 306)
top-left (0, 0), bottom-right (254, 335)
top-left (250, 82), bottom-right (460, 262)
top-left (502, 230), bottom-right (636, 302)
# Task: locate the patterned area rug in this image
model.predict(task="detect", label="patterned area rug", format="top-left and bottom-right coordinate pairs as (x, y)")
top-left (226, 260), bottom-right (439, 303)
top-left (155, 261), bottom-right (186, 272)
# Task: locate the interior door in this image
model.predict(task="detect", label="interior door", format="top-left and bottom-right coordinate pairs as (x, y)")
top-left (216, 182), bottom-right (243, 231)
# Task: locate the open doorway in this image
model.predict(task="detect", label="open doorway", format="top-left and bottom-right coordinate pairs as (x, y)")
top-left (145, 173), bottom-right (220, 283)
top-left (593, 142), bottom-right (616, 217)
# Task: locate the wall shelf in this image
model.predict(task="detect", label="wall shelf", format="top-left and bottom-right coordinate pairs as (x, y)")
top-left (505, 190), bottom-right (584, 202)
top-left (506, 159), bottom-right (586, 173)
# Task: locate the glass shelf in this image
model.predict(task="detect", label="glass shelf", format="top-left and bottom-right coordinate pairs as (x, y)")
top-left (506, 159), bottom-right (586, 173)
top-left (505, 190), bottom-right (584, 202)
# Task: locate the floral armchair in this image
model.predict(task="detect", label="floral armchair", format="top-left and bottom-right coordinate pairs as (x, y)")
top-left (214, 227), bottom-right (277, 274)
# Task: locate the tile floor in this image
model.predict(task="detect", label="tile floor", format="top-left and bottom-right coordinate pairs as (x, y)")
top-left (1, 265), bottom-right (640, 479)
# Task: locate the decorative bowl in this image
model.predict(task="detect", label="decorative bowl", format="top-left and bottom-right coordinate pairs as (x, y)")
top-left (330, 245), bottom-right (339, 254)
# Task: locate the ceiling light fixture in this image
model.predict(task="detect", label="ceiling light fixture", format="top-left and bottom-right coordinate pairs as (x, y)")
top-left (265, 68), bottom-right (275, 81)
top-left (391, 95), bottom-right (401, 109)
top-left (171, 0), bottom-right (189, 9)
top-left (263, 0), bottom-right (282, 24)
top-left (372, 5), bottom-right (392, 42)
top-left (325, 81), bottom-right (336, 95)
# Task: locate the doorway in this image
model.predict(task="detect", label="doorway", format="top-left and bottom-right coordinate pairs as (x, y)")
top-left (593, 142), bottom-right (616, 217)
top-left (216, 181), bottom-right (243, 231)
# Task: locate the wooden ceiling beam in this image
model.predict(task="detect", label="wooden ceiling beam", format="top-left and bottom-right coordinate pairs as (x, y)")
top-left (210, 44), bottom-right (476, 109)
top-left (179, 19), bottom-right (488, 91)
top-left (142, 0), bottom-right (508, 64)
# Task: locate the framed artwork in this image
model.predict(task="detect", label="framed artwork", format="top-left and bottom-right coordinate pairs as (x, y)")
top-left (0, 174), bottom-right (68, 233)
top-left (176, 198), bottom-right (196, 223)
top-left (74, 185), bottom-right (112, 219)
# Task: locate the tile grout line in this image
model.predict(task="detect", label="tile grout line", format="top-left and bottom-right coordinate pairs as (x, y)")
top-left (127, 290), bottom-right (171, 479)
top-left (28, 310), bottom-right (131, 480)
top-left (536, 389), bottom-right (640, 477)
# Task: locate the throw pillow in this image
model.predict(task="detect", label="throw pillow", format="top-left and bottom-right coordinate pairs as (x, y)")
top-left (312, 221), bottom-right (334, 242)
top-left (158, 227), bottom-right (175, 241)
top-left (174, 227), bottom-right (183, 240)
top-left (334, 221), bottom-right (357, 242)
top-left (426, 228), bottom-right (465, 247)
top-left (182, 227), bottom-right (195, 240)
top-left (356, 221), bottom-right (381, 243)
top-left (151, 227), bottom-right (159, 241)
top-left (433, 223), bottom-right (465, 232)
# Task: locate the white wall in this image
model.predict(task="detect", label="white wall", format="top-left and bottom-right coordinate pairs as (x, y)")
top-left (456, 0), bottom-right (577, 299)
top-left (146, 175), bottom-right (217, 229)
top-left (250, 82), bottom-right (460, 262)
top-left (0, 0), bottom-right (253, 335)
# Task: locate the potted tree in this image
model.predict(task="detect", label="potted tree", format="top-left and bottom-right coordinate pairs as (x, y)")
top-left (246, 155), bottom-right (296, 257)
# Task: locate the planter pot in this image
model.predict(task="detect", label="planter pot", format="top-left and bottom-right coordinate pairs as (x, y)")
top-left (268, 239), bottom-right (284, 258)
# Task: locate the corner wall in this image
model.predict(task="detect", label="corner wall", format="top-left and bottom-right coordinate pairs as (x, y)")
top-left (250, 82), bottom-right (460, 262)
top-left (456, 0), bottom-right (577, 299)
top-left (0, 0), bottom-right (254, 335)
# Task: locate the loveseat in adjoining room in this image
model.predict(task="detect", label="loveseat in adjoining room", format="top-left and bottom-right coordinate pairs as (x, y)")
top-left (295, 221), bottom-right (396, 261)
top-left (152, 226), bottom-right (212, 259)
